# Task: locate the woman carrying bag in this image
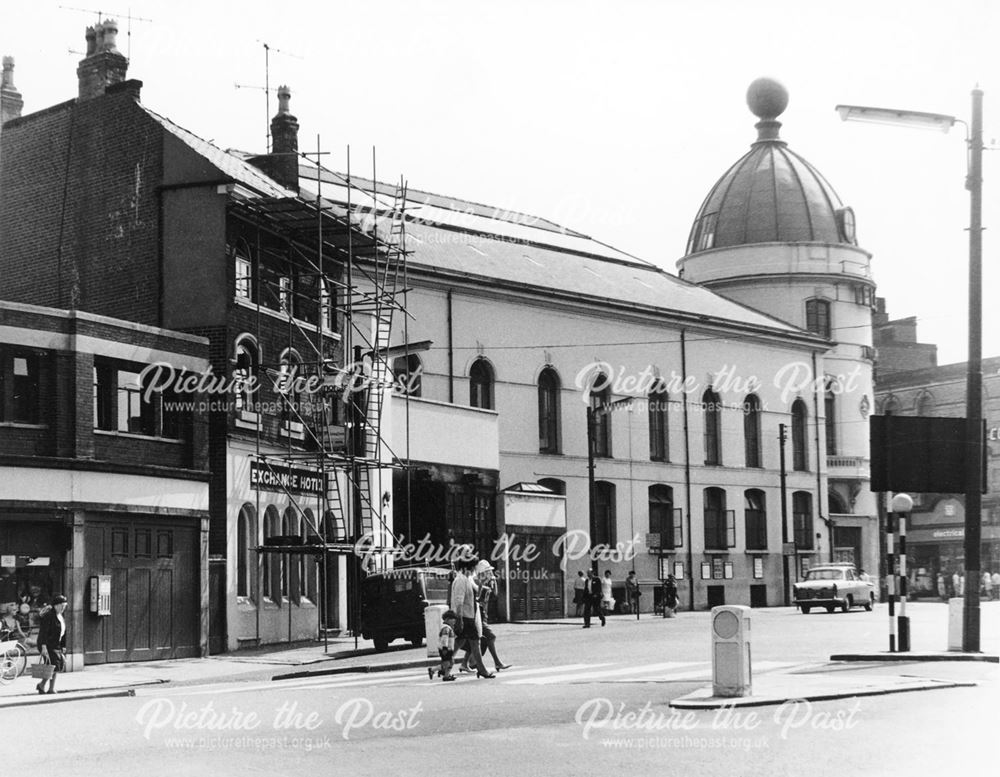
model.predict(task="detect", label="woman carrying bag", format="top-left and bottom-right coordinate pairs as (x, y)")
top-left (34, 594), bottom-right (68, 694)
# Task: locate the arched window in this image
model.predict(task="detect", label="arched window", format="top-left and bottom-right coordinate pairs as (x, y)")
top-left (744, 489), bottom-right (767, 550)
top-left (805, 298), bottom-right (831, 338)
top-left (592, 481), bottom-right (616, 547)
top-left (469, 359), bottom-right (494, 410)
top-left (537, 478), bottom-right (566, 495)
top-left (703, 389), bottom-right (722, 465)
top-left (883, 396), bottom-right (902, 416)
top-left (278, 349), bottom-right (302, 420)
top-left (792, 491), bottom-right (814, 549)
top-left (325, 507), bottom-right (347, 543)
top-left (916, 392), bottom-right (934, 417)
top-left (648, 386), bottom-right (669, 461)
top-left (825, 380), bottom-right (837, 456)
top-left (537, 367), bottom-right (561, 454)
top-left (237, 504), bottom-right (256, 599)
top-left (791, 399), bottom-right (808, 471)
top-left (262, 505), bottom-right (280, 600)
top-left (280, 507), bottom-right (298, 599)
top-left (704, 487), bottom-right (731, 550)
top-left (649, 484), bottom-right (675, 549)
top-left (743, 393), bottom-right (762, 468)
top-left (590, 375), bottom-right (612, 458)
top-left (393, 354), bottom-right (422, 397)
top-left (234, 337), bottom-right (259, 412)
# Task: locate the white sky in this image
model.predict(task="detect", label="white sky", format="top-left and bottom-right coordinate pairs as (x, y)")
top-left (3, 0), bottom-right (998, 365)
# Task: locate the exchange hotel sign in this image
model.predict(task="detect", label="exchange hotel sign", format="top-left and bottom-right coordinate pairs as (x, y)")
top-left (249, 461), bottom-right (324, 496)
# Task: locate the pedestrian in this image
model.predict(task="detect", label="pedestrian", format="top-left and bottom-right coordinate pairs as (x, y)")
top-left (601, 570), bottom-right (615, 614)
top-left (573, 570), bottom-right (587, 617)
top-left (983, 571), bottom-right (993, 600)
top-left (662, 575), bottom-right (679, 618)
top-left (625, 570), bottom-right (641, 614)
top-left (952, 570), bottom-right (961, 598)
top-left (991, 570), bottom-right (1000, 600)
top-left (449, 559), bottom-right (494, 678)
top-left (429, 610), bottom-right (459, 681)
top-left (460, 560), bottom-right (511, 672)
top-left (582, 569), bottom-right (605, 628)
top-left (937, 572), bottom-right (947, 601)
top-left (1, 602), bottom-right (27, 644)
top-left (959, 573), bottom-right (965, 597)
top-left (35, 593), bottom-right (68, 694)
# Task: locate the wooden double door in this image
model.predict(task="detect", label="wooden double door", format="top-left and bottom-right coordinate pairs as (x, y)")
top-left (508, 529), bottom-right (565, 620)
top-left (83, 519), bottom-right (200, 664)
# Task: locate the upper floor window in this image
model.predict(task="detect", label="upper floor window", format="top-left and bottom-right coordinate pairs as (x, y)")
top-left (393, 354), bottom-right (422, 397)
top-left (0, 349), bottom-right (41, 425)
top-left (916, 392), bottom-right (934, 417)
top-left (805, 299), bottom-right (831, 338)
top-left (592, 480), bottom-right (616, 547)
top-left (791, 399), bottom-right (808, 471)
top-left (648, 387), bottom-right (669, 461)
top-left (233, 240), bottom-right (253, 301)
top-left (825, 381), bottom-right (837, 456)
top-left (537, 477), bottom-right (565, 495)
top-left (704, 487), bottom-right (734, 550)
top-left (320, 279), bottom-right (336, 332)
top-left (649, 484), bottom-right (680, 549)
top-left (743, 393), bottom-right (762, 468)
top-left (590, 376), bottom-right (612, 458)
top-left (744, 489), bottom-right (767, 550)
top-left (469, 359), bottom-right (494, 410)
top-left (703, 389), bottom-right (722, 465)
top-left (793, 491), bottom-right (814, 549)
top-left (278, 275), bottom-right (293, 315)
top-left (538, 367), bottom-right (561, 454)
top-left (234, 339), bottom-right (260, 413)
top-left (93, 359), bottom-right (181, 438)
top-left (688, 211), bottom-right (718, 253)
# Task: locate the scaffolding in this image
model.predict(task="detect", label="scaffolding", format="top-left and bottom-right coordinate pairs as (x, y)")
top-left (236, 141), bottom-right (410, 647)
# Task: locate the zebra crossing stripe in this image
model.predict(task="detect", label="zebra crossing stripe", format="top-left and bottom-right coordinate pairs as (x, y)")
top-left (504, 661), bottom-right (702, 685)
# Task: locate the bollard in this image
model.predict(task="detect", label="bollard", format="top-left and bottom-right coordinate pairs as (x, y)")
top-left (947, 598), bottom-right (964, 651)
top-left (711, 605), bottom-right (751, 697)
top-left (424, 604), bottom-right (449, 658)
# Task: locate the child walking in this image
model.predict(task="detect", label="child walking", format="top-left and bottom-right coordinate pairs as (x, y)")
top-left (429, 609), bottom-right (459, 681)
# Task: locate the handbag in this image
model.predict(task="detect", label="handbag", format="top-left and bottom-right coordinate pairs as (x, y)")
top-left (29, 656), bottom-right (55, 680)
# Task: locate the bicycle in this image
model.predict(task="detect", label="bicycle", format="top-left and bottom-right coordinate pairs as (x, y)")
top-left (1, 637), bottom-right (29, 683)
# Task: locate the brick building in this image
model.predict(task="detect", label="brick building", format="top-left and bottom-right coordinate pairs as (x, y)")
top-left (0, 300), bottom-right (210, 666)
top-left (0, 22), bottom-right (378, 654)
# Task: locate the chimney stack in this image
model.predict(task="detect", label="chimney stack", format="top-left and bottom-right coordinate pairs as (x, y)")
top-left (247, 85), bottom-right (300, 192)
top-left (77, 20), bottom-right (129, 100)
top-left (1, 56), bottom-right (24, 125)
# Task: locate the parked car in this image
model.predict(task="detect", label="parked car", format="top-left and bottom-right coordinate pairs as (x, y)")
top-left (793, 564), bottom-right (875, 614)
top-left (360, 566), bottom-right (452, 651)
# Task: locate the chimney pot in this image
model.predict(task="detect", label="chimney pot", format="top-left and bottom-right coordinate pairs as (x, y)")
top-left (77, 23), bottom-right (129, 100)
top-left (101, 19), bottom-right (120, 52)
top-left (85, 26), bottom-right (97, 56)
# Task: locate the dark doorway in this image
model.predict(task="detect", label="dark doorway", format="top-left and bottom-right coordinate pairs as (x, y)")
top-left (749, 584), bottom-right (767, 608)
top-left (507, 529), bottom-right (564, 620)
top-left (706, 585), bottom-right (725, 608)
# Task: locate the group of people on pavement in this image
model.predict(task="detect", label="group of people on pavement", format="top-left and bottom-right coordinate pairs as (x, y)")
top-left (434, 557), bottom-right (512, 681)
top-left (936, 568), bottom-right (1000, 600)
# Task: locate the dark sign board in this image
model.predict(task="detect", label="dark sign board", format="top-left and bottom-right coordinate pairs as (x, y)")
top-left (250, 461), bottom-right (324, 496)
top-left (870, 415), bottom-right (987, 493)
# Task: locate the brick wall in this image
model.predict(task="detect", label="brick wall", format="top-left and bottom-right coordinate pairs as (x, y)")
top-left (0, 82), bottom-right (163, 325)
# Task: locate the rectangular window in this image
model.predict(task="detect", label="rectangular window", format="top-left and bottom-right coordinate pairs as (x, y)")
top-left (805, 299), bottom-right (831, 338)
top-left (117, 369), bottom-right (154, 435)
top-left (94, 360), bottom-right (185, 439)
top-left (753, 557), bottom-right (764, 579)
top-left (236, 256), bottom-right (253, 300)
top-left (1, 350), bottom-right (41, 424)
top-left (279, 275), bottom-right (293, 314)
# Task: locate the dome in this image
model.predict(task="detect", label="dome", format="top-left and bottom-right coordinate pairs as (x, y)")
top-left (686, 78), bottom-right (856, 256)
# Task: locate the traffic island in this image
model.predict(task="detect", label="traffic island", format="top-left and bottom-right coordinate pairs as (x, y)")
top-left (830, 651), bottom-right (998, 663)
top-left (669, 672), bottom-right (973, 709)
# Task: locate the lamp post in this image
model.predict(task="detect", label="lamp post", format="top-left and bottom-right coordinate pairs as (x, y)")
top-left (836, 89), bottom-right (984, 652)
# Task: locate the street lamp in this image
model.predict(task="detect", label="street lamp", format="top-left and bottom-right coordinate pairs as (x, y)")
top-left (837, 90), bottom-right (985, 652)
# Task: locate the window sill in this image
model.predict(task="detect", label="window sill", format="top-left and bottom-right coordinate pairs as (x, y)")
top-left (702, 549), bottom-right (733, 554)
top-left (744, 549), bottom-right (769, 554)
top-left (234, 298), bottom-right (342, 341)
top-left (94, 429), bottom-right (185, 444)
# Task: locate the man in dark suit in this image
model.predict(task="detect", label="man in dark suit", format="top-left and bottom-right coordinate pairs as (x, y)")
top-left (35, 594), bottom-right (68, 694)
top-left (582, 569), bottom-right (606, 628)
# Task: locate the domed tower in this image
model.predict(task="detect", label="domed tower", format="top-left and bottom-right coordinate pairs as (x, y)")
top-left (678, 77), bottom-right (878, 573)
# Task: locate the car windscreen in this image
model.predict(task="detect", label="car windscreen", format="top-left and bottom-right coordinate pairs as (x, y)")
top-left (806, 570), bottom-right (844, 581)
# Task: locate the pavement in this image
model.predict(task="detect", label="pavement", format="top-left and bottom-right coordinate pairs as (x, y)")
top-left (2, 611), bottom-right (995, 709)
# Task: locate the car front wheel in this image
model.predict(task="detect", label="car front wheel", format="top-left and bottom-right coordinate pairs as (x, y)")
top-left (841, 596), bottom-right (852, 613)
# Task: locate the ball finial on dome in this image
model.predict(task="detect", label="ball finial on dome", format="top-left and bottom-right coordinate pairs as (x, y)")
top-left (746, 77), bottom-right (789, 121)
